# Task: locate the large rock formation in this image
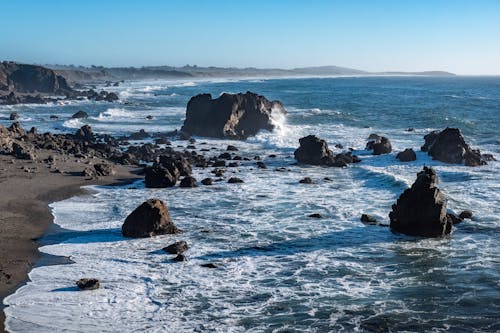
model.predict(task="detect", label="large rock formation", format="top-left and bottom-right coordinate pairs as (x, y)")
top-left (389, 167), bottom-right (452, 237)
top-left (294, 135), bottom-right (360, 167)
top-left (422, 128), bottom-right (488, 166)
top-left (122, 199), bottom-right (179, 238)
top-left (0, 61), bottom-right (72, 95)
top-left (180, 91), bottom-right (286, 139)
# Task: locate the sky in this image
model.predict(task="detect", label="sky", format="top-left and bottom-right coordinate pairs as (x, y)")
top-left (1, 0), bottom-right (499, 75)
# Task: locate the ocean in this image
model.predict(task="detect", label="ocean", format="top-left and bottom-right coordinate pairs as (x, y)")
top-left (1, 76), bottom-right (499, 332)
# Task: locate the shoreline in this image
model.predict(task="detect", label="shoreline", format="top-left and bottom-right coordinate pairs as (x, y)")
top-left (0, 152), bottom-right (140, 333)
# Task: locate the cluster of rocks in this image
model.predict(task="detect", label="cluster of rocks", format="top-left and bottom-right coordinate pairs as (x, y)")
top-left (180, 91), bottom-right (286, 139)
top-left (365, 134), bottom-right (392, 155)
top-left (294, 135), bottom-right (360, 167)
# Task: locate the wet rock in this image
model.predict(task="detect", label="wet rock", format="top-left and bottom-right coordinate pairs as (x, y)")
top-left (74, 125), bottom-right (94, 142)
top-left (226, 145), bottom-right (238, 151)
top-left (200, 263), bottom-right (218, 268)
top-left (366, 134), bottom-right (392, 155)
top-left (361, 214), bottom-right (377, 224)
top-left (122, 198), bottom-right (179, 238)
top-left (256, 161), bottom-right (267, 169)
top-left (228, 177), bottom-right (244, 183)
top-left (299, 177), bottom-right (313, 184)
top-left (446, 213), bottom-right (463, 225)
top-left (49, 115), bottom-right (59, 120)
top-left (76, 278), bottom-right (100, 291)
top-left (72, 110), bottom-right (88, 119)
top-left (396, 148), bottom-right (417, 162)
top-left (201, 177), bottom-right (213, 185)
top-left (389, 167), bottom-right (452, 237)
top-left (9, 112), bottom-right (19, 120)
top-left (144, 164), bottom-right (179, 188)
top-left (294, 135), bottom-right (335, 165)
top-left (172, 254), bottom-right (187, 262)
top-left (424, 128), bottom-right (487, 166)
top-left (179, 176), bottom-right (198, 188)
top-left (163, 241), bottom-right (189, 254)
top-left (227, 162), bottom-right (238, 167)
top-left (146, 115), bottom-right (154, 120)
top-left (459, 210), bottom-right (473, 219)
top-left (212, 160), bottom-right (226, 167)
top-left (218, 152), bottom-right (232, 160)
top-left (181, 91), bottom-right (286, 139)
top-left (308, 213), bottom-right (322, 218)
top-left (421, 130), bottom-right (440, 152)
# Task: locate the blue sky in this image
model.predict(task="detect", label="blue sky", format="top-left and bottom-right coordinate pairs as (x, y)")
top-left (1, 0), bottom-right (499, 74)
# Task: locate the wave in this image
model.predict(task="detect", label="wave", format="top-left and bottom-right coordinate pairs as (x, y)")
top-left (92, 108), bottom-right (136, 121)
top-left (62, 118), bottom-right (85, 129)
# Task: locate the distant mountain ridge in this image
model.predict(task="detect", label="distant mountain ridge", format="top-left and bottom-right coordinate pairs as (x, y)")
top-left (45, 63), bottom-right (455, 82)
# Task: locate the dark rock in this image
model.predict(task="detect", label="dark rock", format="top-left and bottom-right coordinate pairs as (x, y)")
top-left (158, 153), bottom-right (192, 176)
top-left (268, 154), bottom-right (277, 158)
top-left (389, 167), bottom-right (452, 237)
top-left (406, 128), bottom-right (415, 132)
top-left (12, 142), bottom-right (35, 160)
top-left (212, 160), bottom-right (226, 167)
top-left (366, 134), bottom-right (392, 155)
top-left (179, 176), bottom-right (197, 188)
top-left (228, 177), bottom-right (244, 183)
top-left (93, 163), bottom-right (115, 176)
top-left (104, 92), bottom-right (119, 102)
top-left (172, 254), bottom-right (186, 262)
top-left (180, 91), bottom-right (286, 139)
top-left (421, 130), bottom-right (440, 152)
top-left (163, 241), bottom-right (189, 254)
top-left (299, 177), bottom-right (313, 184)
top-left (226, 145), bottom-right (238, 151)
top-left (200, 263), bottom-right (218, 268)
top-left (424, 128), bottom-right (487, 166)
top-left (8, 122), bottom-right (26, 137)
top-left (218, 152), bottom-right (232, 160)
top-left (9, 112), bottom-right (19, 120)
top-left (128, 129), bottom-right (149, 140)
top-left (294, 135), bottom-right (334, 165)
top-left (76, 278), bottom-right (100, 291)
top-left (227, 162), bottom-right (238, 167)
top-left (308, 213), bottom-right (322, 218)
top-left (72, 111), bottom-right (88, 119)
top-left (201, 178), bottom-right (213, 185)
top-left (481, 153), bottom-right (496, 161)
top-left (74, 125), bottom-right (94, 142)
top-left (396, 148), bottom-right (417, 162)
top-left (122, 198), bottom-right (178, 238)
top-left (144, 164), bottom-right (179, 188)
top-left (256, 161), bottom-right (267, 169)
top-left (361, 214), bottom-right (377, 224)
top-left (446, 213), bottom-right (463, 225)
top-left (459, 210), bottom-right (473, 219)
top-left (146, 115), bottom-right (154, 120)
top-left (49, 115), bottom-right (59, 120)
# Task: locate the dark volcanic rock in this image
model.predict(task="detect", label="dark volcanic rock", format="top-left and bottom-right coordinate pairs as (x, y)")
top-left (299, 177), bottom-right (313, 184)
top-left (308, 213), bottom-right (322, 218)
top-left (366, 134), bottom-right (392, 155)
top-left (179, 176), bottom-right (198, 188)
top-left (201, 177), bottom-right (213, 185)
top-left (421, 130), bottom-right (440, 152)
top-left (180, 91), bottom-right (286, 139)
top-left (294, 135), bottom-right (334, 165)
top-left (360, 214), bottom-right (377, 224)
top-left (424, 128), bottom-right (487, 166)
top-left (9, 112), bottom-right (19, 120)
top-left (75, 125), bottom-right (94, 142)
top-left (459, 210), bottom-right (473, 219)
top-left (163, 241), bottom-right (189, 254)
top-left (122, 198), bottom-right (178, 238)
top-left (93, 163), bottom-right (115, 176)
top-left (144, 164), bottom-right (179, 188)
top-left (396, 148), bottom-right (417, 162)
top-left (389, 167), bottom-right (452, 237)
top-left (172, 254), bottom-right (187, 262)
top-left (76, 278), bottom-right (100, 291)
top-left (446, 213), bottom-right (463, 225)
top-left (228, 177), bottom-right (244, 183)
top-left (72, 110), bottom-right (88, 119)
top-left (226, 145), bottom-right (238, 151)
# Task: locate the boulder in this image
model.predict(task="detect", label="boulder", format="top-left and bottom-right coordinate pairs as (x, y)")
top-left (172, 254), bottom-right (187, 262)
top-left (75, 125), bottom-right (94, 141)
top-left (76, 278), bottom-right (100, 291)
top-left (179, 176), bottom-right (197, 188)
top-left (228, 177), bottom-right (244, 183)
top-left (72, 110), bottom-right (88, 119)
top-left (396, 148), bottom-right (417, 162)
top-left (424, 128), bottom-right (488, 166)
top-left (360, 214), bottom-right (377, 224)
top-left (180, 91), bottom-right (286, 139)
top-left (389, 167), bottom-right (452, 237)
top-left (122, 199), bottom-right (178, 238)
top-left (299, 177), bottom-right (313, 184)
top-left (446, 213), bottom-right (463, 225)
top-left (93, 163), bottom-right (115, 177)
top-left (294, 135), bottom-right (335, 165)
top-left (201, 177), bottom-right (213, 185)
top-left (459, 210), bottom-right (473, 219)
top-left (9, 112), bottom-right (19, 120)
top-left (162, 241), bottom-right (189, 254)
top-left (144, 164), bottom-right (179, 188)
top-left (226, 145), bottom-right (238, 151)
top-left (366, 134), bottom-right (392, 155)
top-left (8, 122), bottom-right (26, 137)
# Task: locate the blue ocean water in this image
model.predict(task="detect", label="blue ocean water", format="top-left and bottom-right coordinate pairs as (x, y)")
top-left (1, 76), bottom-right (499, 332)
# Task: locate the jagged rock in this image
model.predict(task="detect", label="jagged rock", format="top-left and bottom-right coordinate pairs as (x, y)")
top-left (389, 167), bottom-right (452, 237)
top-left (181, 91), bottom-right (286, 139)
top-left (93, 163), bottom-right (115, 176)
top-left (421, 131), bottom-right (440, 152)
top-left (128, 129), bottom-right (149, 140)
top-left (212, 160), bottom-right (226, 167)
top-left (122, 199), bottom-right (178, 238)
top-left (200, 263), bottom-right (218, 268)
top-left (9, 112), bottom-right (19, 120)
top-left (76, 278), bottom-right (100, 291)
top-left (49, 115), bottom-right (59, 120)
top-left (294, 135), bottom-right (335, 165)
top-left (163, 241), bottom-right (189, 254)
top-left (158, 153), bottom-right (192, 176)
top-left (179, 176), bottom-right (197, 188)
top-left (366, 134), bottom-right (392, 155)
top-left (228, 177), bottom-right (244, 183)
top-left (423, 128), bottom-right (487, 166)
top-left (459, 210), bottom-right (473, 219)
top-left (396, 148), bottom-right (417, 162)
top-left (72, 110), bottom-right (88, 119)
top-left (74, 125), bottom-right (94, 141)
top-left (201, 178), bottom-right (213, 185)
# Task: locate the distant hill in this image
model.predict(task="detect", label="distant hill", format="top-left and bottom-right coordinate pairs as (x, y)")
top-left (42, 63), bottom-right (455, 82)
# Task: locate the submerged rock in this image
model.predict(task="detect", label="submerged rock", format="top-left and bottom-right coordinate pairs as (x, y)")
top-left (389, 167), bottom-right (452, 237)
top-left (122, 199), bottom-right (179, 238)
top-left (459, 210), bottom-right (473, 219)
top-left (180, 91), bottom-right (286, 139)
top-left (72, 110), bottom-right (88, 119)
top-left (179, 176), bottom-right (198, 188)
top-left (228, 177), bottom-right (244, 184)
top-left (201, 177), bottom-right (213, 185)
top-left (163, 241), bottom-right (189, 254)
top-left (76, 278), bottom-right (100, 291)
top-left (423, 128), bottom-right (488, 166)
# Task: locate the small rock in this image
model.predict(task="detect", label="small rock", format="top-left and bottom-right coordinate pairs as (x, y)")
top-left (179, 176), bottom-right (198, 188)
top-left (76, 278), bottom-right (100, 290)
top-left (228, 177), bottom-right (244, 183)
top-left (458, 210), bottom-right (473, 219)
top-left (299, 177), bottom-right (313, 184)
top-left (308, 213), bottom-right (322, 218)
top-left (172, 254), bottom-right (187, 262)
top-left (163, 241), bottom-right (189, 254)
top-left (9, 112), bottom-right (19, 120)
top-left (447, 213), bottom-right (463, 225)
top-left (72, 111), bottom-right (88, 119)
top-left (200, 263), bottom-right (218, 268)
top-left (201, 178), bottom-right (213, 185)
top-left (361, 214), bottom-right (377, 224)
top-left (396, 148), bottom-right (417, 162)
top-left (226, 145), bottom-right (238, 151)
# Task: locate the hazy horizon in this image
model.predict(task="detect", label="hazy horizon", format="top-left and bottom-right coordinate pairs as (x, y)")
top-left (1, 0), bottom-right (499, 75)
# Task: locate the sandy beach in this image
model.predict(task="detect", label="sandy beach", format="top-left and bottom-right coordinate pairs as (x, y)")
top-left (0, 148), bottom-right (140, 333)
